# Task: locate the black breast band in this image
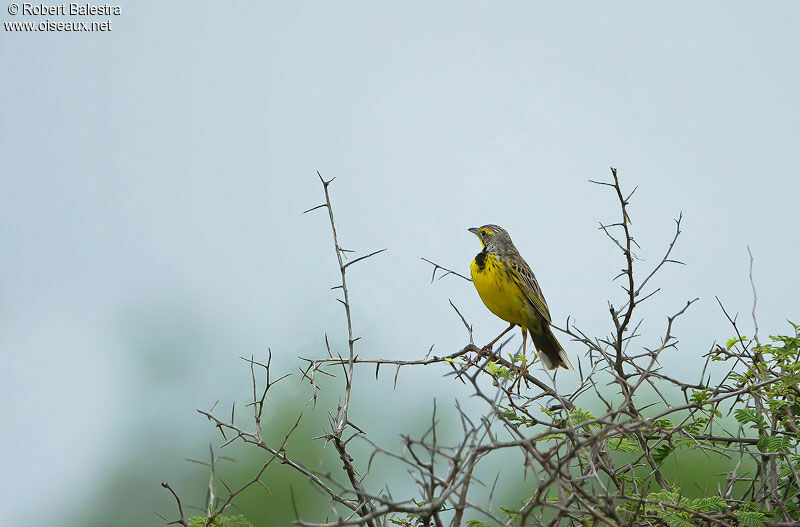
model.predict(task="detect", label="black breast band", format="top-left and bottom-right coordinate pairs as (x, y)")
top-left (474, 250), bottom-right (487, 270)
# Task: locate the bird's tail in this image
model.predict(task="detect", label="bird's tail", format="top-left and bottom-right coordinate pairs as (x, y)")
top-left (531, 324), bottom-right (574, 371)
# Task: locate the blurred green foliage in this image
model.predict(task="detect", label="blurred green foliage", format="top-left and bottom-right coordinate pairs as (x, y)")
top-left (64, 303), bottom-right (800, 526)
top-left (188, 515), bottom-right (253, 527)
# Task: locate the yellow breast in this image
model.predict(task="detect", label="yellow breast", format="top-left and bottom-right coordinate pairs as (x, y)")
top-left (470, 253), bottom-right (532, 327)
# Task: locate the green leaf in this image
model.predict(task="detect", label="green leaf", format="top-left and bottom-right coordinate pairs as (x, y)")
top-left (568, 408), bottom-right (602, 429)
top-left (735, 509), bottom-right (765, 527)
top-left (646, 489), bottom-right (679, 502)
top-left (682, 495), bottom-right (726, 513)
top-left (734, 408), bottom-right (768, 431)
top-left (607, 437), bottom-right (639, 453)
top-left (686, 417), bottom-right (709, 435)
top-left (652, 419), bottom-right (674, 429)
top-left (653, 443), bottom-right (673, 464)
top-left (498, 405), bottom-right (533, 427)
top-left (757, 435), bottom-right (793, 453)
top-left (689, 389), bottom-right (711, 405)
top-left (663, 511), bottom-right (694, 527)
top-left (486, 361), bottom-right (510, 379)
top-left (727, 336), bottom-right (748, 350)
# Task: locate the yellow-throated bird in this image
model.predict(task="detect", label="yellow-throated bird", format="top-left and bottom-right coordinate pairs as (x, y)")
top-left (469, 224), bottom-right (573, 370)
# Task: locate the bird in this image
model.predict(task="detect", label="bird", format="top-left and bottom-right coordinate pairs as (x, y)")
top-left (468, 224), bottom-right (573, 371)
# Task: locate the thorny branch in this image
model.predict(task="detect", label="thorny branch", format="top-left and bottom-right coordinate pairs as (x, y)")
top-left (159, 169), bottom-right (800, 527)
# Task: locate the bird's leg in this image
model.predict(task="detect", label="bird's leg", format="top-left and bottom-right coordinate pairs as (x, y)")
top-left (520, 329), bottom-right (530, 389)
top-left (479, 323), bottom-right (515, 358)
top-left (521, 329), bottom-right (527, 364)
top-left (512, 329), bottom-right (530, 393)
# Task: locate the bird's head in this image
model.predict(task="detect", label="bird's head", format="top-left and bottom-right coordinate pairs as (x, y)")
top-left (468, 224), bottom-right (512, 253)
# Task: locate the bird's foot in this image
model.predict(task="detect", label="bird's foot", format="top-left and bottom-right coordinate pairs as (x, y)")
top-left (463, 346), bottom-right (484, 370)
top-left (512, 357), bottom-right (531, 394)
top-left (480, 340), bottom-right (499, 357)
top-left (463, 343), bottom-right (497, 373)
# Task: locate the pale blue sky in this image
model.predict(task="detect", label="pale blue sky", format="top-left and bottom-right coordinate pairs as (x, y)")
top-left (2, 2), bottom-right (799, 525)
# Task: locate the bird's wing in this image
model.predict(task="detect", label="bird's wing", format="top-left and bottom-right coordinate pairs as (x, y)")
top-left (506, 257), bottom-right (552, 323)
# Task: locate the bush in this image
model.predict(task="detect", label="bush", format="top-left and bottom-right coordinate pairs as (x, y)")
top-left (160, 170), bottom-right (800, 527)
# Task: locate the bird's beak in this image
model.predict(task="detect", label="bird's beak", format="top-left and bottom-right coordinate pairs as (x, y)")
top-left (468, 227), bottom-right (480, 236)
